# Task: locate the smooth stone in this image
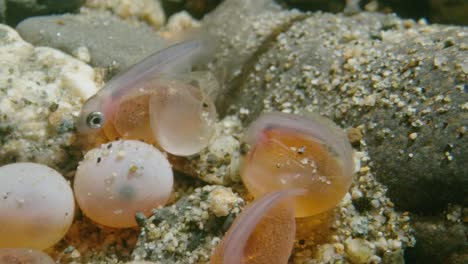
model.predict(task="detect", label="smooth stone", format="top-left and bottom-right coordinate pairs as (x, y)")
top-left (16, 12), bottom-right (167, 78)
top-left (204, 0), bottom-right (468, 213)
top-left (405, 216), bottom-right (467, 264)
top-left (5, 0), bottom-right (84, 26)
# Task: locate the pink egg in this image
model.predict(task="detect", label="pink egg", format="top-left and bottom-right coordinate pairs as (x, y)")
top-left (0, 163), bottom-right (74, 249)
top-left (74, 140), bottom-right (173, 228)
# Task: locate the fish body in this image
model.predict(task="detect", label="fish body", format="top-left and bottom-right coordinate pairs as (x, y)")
top-left (77, 37), bottom-right (212, 135)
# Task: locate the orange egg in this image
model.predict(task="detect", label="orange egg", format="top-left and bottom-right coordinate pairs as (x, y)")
top-left (241, 112), bottom-right (354, 218)
top-left (211, 190), bottom-right (301, 264)
top-left (101, 79), bottom-right (217, 157)
top-left (112, 93), bottom-right (155, 143)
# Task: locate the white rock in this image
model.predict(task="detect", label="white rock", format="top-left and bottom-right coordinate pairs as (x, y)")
top-left (0, 25), bottom-right (98, 172)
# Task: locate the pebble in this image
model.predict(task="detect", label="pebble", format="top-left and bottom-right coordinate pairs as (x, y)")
top-left (4, 0), bottom-right (84, 26)
top-left (16, 12), bottom-right (167, 78)
top-left (0, 24), bottom-right (98, 173)
top-left (83, 0), bottom-right (166, 29)
top-left (208, 6), bottom-right (468, 214)
top-left (344, 238), bottom-right (376, 263)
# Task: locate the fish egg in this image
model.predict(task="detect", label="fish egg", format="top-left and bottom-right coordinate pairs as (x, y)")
top-left (108, 79), bottom-right (217, 157)
top-left (0, 248), bottom-right (54, 264)
top-left (149, 79), bottom-right (217, 156)
top-left (241, 112), bottom-right (354, 218)
top-left (211, 190), bottom-right (300, 264)
top-left (111, 94), bottom-right (155, 144)
top-left (74, 140), bottom-right (173, 228)
top-left (0, 163), bottom-right (75, 249)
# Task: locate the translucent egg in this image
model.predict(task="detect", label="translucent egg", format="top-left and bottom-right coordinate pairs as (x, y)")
top-left (241, 112), bottom-right (354, 218)
top-left (112, 93), bottom-right (155, 144)
top-left (105, 79), bottom-right (217, 157)
top-left (148, 79), bottom-right (217, 156)
top-left (211, 190), bottom-right (301, 264)
top-left (0, 248), bottom-right (54, 264)
top-left (74, 140), bottom-right (173, 228)
top-left (0, 163), bottom-right (75, 249)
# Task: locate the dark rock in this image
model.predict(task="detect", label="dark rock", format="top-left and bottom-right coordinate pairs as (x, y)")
top-left (430, 0), bottom-right (468, 25)
top-left (16, 12), bottom-right (166, 78)
top-left (162, 0), bottom-right (223, 19)
top-left (405, 216), bottom-right (467, 264)
top-left (0, 0), bottom-right (5, 23)
top-left (204, 0), bottom-right (468, 214)
top-left (5, 0), bottom-right (85, 26)
top-left (278, 0), bottom-right (468, 25)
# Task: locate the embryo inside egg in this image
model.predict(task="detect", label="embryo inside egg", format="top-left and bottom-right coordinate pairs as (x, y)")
top-left (149, 79), bottom-right (217, 156)
top-left (74, 140), bottom-right (173, 228)
top-left (108, 79), bottom-right (217, 157)
top-left (241, 112), bottom-right (354, 218)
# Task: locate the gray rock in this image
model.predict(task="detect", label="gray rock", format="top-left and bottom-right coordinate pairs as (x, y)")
top-left (405, 216), bottom-right (467, 264)
top-left (5, 0), bottom-right (84, 26)
top-left (204, 0), bottom-right (468, 214)
top-left (132, 185), bottom-right (244, 263)
top-left (16, 12), bottom-right (167, 78)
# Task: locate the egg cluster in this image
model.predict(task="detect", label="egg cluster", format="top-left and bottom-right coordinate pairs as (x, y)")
top-left (212, 112), bottom-right (354, 263)
top-left (0, 140), bottom-right (176, 258)
top-left (0, 36), bottom-right (354, 263)
top-left (0, 39), bottom-right (216, 260)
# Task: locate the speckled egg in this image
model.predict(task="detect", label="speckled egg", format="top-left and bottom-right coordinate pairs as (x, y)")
top-left (74, 140), bottom-right (173, 228)
top-left (0, 163), bottom-right (75, 249)
top-left (241, 112), bottom-right (354, 218)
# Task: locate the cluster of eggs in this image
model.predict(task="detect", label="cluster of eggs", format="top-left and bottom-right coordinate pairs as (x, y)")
top-left (212, 112), bottom-right (354, 264)
top-left (0, 38), bottom-right (216, 257)
top-left (0, 36), bottom-right (354, 264)
top-left (0, 140), bottom-right (174, 247)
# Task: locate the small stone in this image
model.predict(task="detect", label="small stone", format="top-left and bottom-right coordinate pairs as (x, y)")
top-left (345, 238), bottom-right (376, 263)
top-left (350, 216), bottom-right (369, 236)
top-left (347, 127), bottom-right (363, 146)
top-left (84, 0), bottom-right (165, 29)
top-left (70, 249), bottom-right (81, 259)
top-left (409, 133), bottom-right (418, 140)
top-left (208, 186), bottom-right (238, 217)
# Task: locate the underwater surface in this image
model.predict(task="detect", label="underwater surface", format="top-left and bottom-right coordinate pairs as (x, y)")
top-left (0, 0), bottom-right (466, 263)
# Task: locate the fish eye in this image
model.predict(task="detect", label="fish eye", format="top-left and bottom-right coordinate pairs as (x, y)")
top-left (86, 112), bottom-right (105, 128)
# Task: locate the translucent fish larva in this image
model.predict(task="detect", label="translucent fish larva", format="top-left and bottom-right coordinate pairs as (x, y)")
top-left (241, 112), bottom-right (354, 218)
